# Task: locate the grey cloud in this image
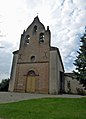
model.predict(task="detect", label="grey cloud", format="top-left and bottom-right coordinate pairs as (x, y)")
top-left (49, 0), bottom-right (86, 72)
top-left (0, 41), bottom-right (16, 80)
top-left (0, 49), bottom-right (12, 80)
top-left (26, 0), bottom-right (42, 10)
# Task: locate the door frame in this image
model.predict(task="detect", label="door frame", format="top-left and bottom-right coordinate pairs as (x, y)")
top-left (25, 70), bottom-right (39, 93)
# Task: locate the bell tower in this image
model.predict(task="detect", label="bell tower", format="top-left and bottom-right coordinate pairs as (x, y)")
top-left (18, 16), bottom-right (51, 64)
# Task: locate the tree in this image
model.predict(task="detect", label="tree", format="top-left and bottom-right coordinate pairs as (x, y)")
top-left (0, 78), bottom-right (10, 91)
top-left (73, 28), bottom-right (86, 86)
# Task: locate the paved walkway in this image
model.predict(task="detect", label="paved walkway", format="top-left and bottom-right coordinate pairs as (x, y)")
top-left (0, 92), bottom-right (86, 103)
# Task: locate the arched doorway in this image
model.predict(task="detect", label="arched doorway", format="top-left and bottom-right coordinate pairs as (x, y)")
top-left (26, 70), bottom-right (38, 93)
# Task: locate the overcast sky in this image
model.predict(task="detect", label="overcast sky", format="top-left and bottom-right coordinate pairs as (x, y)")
top-left (0, 0), bottom-right (86, 80)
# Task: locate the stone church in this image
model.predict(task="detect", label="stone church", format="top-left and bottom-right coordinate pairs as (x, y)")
top-left (9, 16), bottom-right (64, 94)
top-left (9, 16), bottom-right (84, 94)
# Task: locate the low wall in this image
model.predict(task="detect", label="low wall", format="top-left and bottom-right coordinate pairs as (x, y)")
top-left (65, 74), bottom-right (85, 94)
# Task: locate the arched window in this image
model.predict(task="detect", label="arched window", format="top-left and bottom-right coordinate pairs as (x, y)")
top-left (34, 25), bottom-right (37, 32)
top-left (28, 70), bottom-right (36, 76)
top-left (39, 33), bottom-right (44, 43)
top-left (25, 35), bottom-right (30, 44)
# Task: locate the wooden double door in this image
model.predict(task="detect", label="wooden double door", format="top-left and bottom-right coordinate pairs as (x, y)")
top-left (26, 76), bottom-right (37, 93)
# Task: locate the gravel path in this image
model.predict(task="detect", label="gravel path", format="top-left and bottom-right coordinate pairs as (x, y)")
top-left (0, 92), bottom-right (86, 103)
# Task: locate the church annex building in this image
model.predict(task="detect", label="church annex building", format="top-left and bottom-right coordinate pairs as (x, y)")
top-left (9, 16), bottom-right (84, 94)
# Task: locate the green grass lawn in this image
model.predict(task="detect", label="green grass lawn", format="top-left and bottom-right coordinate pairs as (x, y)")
top-left (0, 97), bottom-right (86, 119)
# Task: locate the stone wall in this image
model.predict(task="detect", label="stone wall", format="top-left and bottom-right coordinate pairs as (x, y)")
top-left (8, 51), bottom-right (18, 91)
top-left (65, 74), bottom-right (85, 94)
top-left (49, 49), bottom-right (64, 94)
top-left (14, 62), bottom-right (49, 93)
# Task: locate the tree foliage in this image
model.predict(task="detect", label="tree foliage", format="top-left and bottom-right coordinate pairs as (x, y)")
top-left (73, 28), bottom-right (86, 86)
top-left (0, 78), bottom-right (10, 91)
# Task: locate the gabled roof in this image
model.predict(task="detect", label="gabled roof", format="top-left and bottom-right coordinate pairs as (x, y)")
top-left (26, 16), bottom-right (45, 31)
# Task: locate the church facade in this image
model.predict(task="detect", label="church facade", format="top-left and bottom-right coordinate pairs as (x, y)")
top-left (9, 16), bottom-right (65, 94)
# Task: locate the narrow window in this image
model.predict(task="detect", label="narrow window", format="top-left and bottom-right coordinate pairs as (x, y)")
top-left (39, 33), bottom-right (44, 43)
top-left (34, 25), bottom-right (37, 32)
top-left (25, 35), bottom-right (30, 44)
